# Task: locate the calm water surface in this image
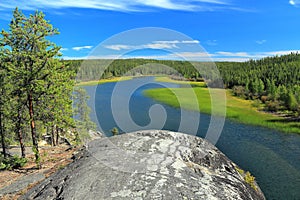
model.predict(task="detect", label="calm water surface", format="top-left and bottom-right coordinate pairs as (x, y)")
top-left (84, 77), bottom-right (300, 200)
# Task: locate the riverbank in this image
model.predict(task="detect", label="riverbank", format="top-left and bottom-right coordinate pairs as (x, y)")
top-left (144, 77), bottom-right (300, 134)
top-left (76, 76), bottom-right (132, 86)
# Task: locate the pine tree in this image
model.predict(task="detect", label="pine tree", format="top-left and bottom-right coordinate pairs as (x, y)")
top-left (73, 87), bottom-right (96, 143)
top-left (1, 8), bottom-right (62, 168)
top-left (257, 79), bottom-right (265, 96)
top-left (37, 60), bottom-right (76, 145)
top-left (266, 79), bottom-right (277, 99)
top-left (287, 92), bottom-right (298, 111)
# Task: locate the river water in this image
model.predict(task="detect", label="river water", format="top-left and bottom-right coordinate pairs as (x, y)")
top-left (83, 77), bottom-right (300, 200)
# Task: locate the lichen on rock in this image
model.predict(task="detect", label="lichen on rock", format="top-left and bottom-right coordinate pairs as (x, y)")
top-left (21, 130), bottom-right (265, 200)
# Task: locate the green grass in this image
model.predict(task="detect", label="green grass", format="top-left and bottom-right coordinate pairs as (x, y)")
top-left (144, 77), bottom-right (300, 134)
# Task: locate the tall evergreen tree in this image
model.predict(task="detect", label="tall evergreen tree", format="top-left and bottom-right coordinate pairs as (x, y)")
top-left (73, 87), bottom-right (96, 143)
top-left (1, 8), bottom-right (62, 168)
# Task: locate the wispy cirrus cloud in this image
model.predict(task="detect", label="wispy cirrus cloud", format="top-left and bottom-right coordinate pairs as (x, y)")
top-left (63, 49), bottom-right (300, 62)
top-left (256, 40), bottom-right (266, 45)
top-left (72, 45), bottom-right (93, 51)
top-left (0, 0), bottom-right (243, 12)
top-left (60, 48), bottom-right (69, 51)
top-left (104, 40), bottom-right (199, 51)
top-left (214, 50), bottom-right (300, 60)
top-left (154, 40), bottom-right (200, 44)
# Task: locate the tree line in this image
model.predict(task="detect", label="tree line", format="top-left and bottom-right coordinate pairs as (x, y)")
top-left (72, 54), bottom-right (300, 116)
top-left (217, 54), bottom-right (300, 115)
top-left (0, 8), bottom-right (94, 169)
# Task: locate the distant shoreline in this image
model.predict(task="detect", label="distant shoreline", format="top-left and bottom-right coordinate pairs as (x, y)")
top-left (76, 76), bottom-right (299, 134)
top-left (76, 76), bottom-right (133, 86)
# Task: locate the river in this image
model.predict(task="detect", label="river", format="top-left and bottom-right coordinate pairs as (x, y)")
top-left (83, 76), bottom-right (300, 200)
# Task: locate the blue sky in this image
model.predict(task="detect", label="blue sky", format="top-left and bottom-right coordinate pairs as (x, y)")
top-left (0, 0), bottom-right (300, 61)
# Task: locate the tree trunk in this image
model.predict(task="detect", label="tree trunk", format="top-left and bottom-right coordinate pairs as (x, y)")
top-left (51, 126), bottom-right (56, 146)
top-left (56, 126), bottom-right (59, 146)
top-left (28, 92), bottom-right (41, 168)
top-left (0, 112), bottom-right (6, 158)
top-left (17, 129), bottom-right (26, 158)
top-left (17, 108), bottom-right (26, 158)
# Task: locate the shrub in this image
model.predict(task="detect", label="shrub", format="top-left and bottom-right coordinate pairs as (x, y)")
top-left (111, 127), bottom-right (119, 136)
top-left (0, 154), bottom-right (27, 170)
top-left (260, 95), bottom-right (269, 103)
top-left (244, 171), bottom-right (257, 191)
top-left (265, 100), bottom-right (280, 112)
top-left (252, 99), bottom-right (261, 108)
top-left (287, 92), bottom-right (298, 111)
top-left (232, 85), bottom-right (246, 97)
top-left (235, 166), bottom-right (257, 191)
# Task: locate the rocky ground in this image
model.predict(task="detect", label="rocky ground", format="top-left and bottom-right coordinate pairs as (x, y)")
top-left (21, 130), bottom-right (265, 200)
top-left (0, 145), bottom-right (81, 200)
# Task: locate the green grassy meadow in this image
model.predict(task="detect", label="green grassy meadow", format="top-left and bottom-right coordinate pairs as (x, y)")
top-left (144, 77), bottom-right (300, 134)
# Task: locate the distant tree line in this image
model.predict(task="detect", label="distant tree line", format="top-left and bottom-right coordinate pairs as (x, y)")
top-left (70, 54), bottom-right (300, 116)
top-left (217, 53), bottom-right (300, 115)
top-left (67, 59), bottom-right (205, 81)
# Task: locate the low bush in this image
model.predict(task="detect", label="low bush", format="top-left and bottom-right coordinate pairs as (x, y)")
top-left (0, 154), bottom-right (27, 170)
top-left (265, 100), bottom-right (280, 112)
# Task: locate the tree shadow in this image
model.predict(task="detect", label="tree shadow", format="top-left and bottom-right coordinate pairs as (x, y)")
top-left (267, 117), bottom-right (300, 123)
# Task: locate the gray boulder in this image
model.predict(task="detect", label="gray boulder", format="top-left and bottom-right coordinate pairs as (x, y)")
top-left (21, 130), bottom-right (265, 200)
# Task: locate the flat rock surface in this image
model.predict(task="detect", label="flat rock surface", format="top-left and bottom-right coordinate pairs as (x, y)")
top-left (21, 130), bottom-right (265, 200)
top-left (0, 173), bottom-right (45, 196)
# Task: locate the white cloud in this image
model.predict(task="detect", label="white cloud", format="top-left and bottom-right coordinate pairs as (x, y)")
top-left (264, 50), bottom-right (300, 56)
top-left (104, 40), bottom-right (199, 51)
top-left (60, 48), bottom-right (68, 51)
top-left (289, 0), bottom-right (300, 6)
top-left (256, 40), bottom-right (266, 45)
top-left (289, 0), bottom-right (296, 6)
top-left (174, 51), bottom-right (212, 58)
top-left (154, 40), bottom-right (200, 44)
top-left (143, 43), bottom-right (178, 49)
top-left (182, 40), bottom-right (200, 44)
top-left (0, 0), bottom-right (239, 12)
top-left (213, 50), bottom-right (300, 61)
top-left (64, 49), bottom-right (300, 62)
top-left (72, 45), bottom-right (93, 51)
top-left (104, 45), bottom-right (133, 51)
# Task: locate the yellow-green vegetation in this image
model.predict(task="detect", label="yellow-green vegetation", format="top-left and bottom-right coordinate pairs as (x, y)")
top-left (144, 77), bottom-right (300, 134)
top-left (155, 76), bottom-right (206, 87)
top-left (77, 76), bottom-right (132, 86)
top-left (235, 166), bottom-right (257, 191)
top-left (111, 127), bottom-right (119, 136)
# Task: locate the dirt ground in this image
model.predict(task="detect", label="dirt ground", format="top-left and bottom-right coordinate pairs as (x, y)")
top-left (0, 145), bottom-right (79, 200)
